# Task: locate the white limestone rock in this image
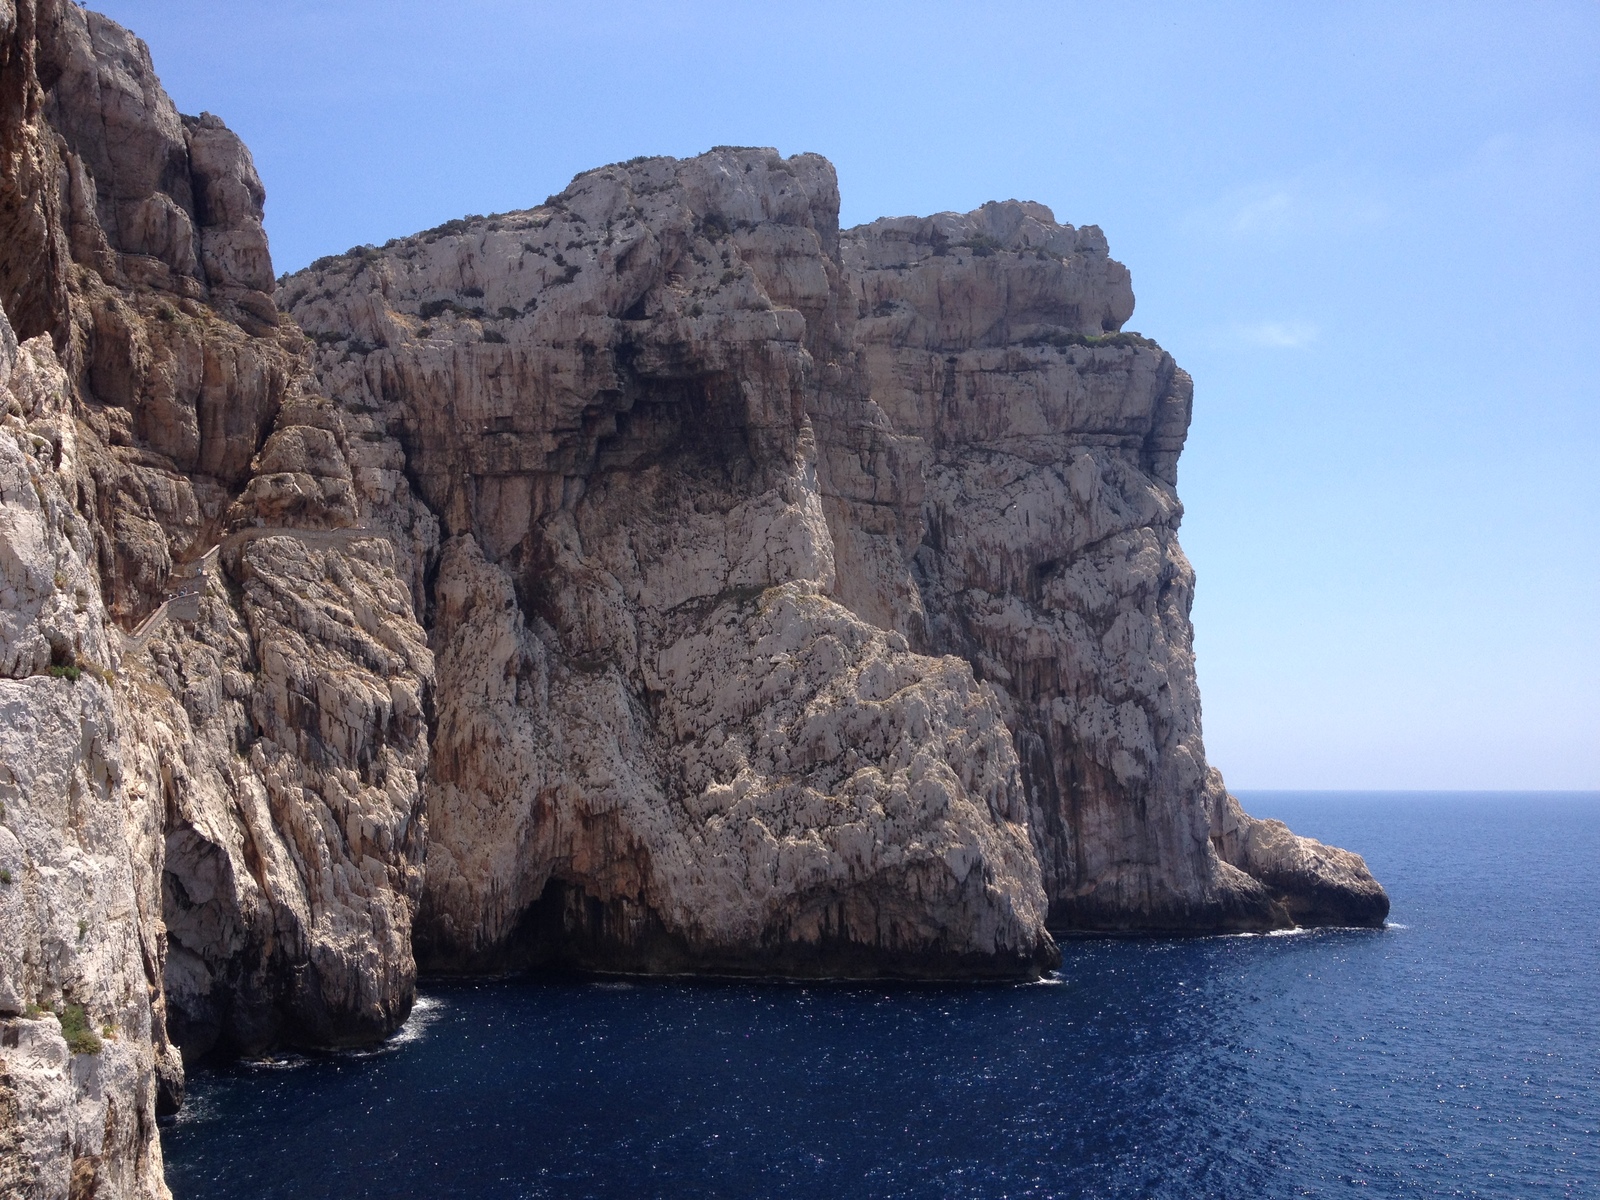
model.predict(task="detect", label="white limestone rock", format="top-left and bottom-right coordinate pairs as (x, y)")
top-left (0, 322), bottom-right (170, 1200)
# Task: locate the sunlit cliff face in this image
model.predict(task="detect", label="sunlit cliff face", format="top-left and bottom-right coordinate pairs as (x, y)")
top-left (0, 2), bottom-right (1383, 1194)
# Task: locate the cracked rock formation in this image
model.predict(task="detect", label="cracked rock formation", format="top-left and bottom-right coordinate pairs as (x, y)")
top-left (280, 147), bottom-right (1388, 968)
top-left (0, 2), bottom-right (1387, 1195)
top-left (279, 153), bottom-right (1053, 978)
top-left (3, 4), bottom-right (429, 1194)
top-left (0, 307), bottom-right (174, 1200)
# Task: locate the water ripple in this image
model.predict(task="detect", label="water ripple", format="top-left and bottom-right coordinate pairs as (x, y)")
top-left (162, 793), bottom-right (1600, 1199)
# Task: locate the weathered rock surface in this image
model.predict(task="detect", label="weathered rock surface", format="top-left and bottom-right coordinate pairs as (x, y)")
top-left (2, 3), bottom-right (430, 1192)
top-left (840, 206), bottom-right (1273, 929)
top-left (282, 147), bottom-right (1385, 973)
top-left (1211, 791), bottom-right (1390, 927)
top-left (0, 311), bottom-right (172, 1200)
top-left (279, 154), bottom-right (1054, 978)
top-left (0, 2), bottom-right (1387, 1194)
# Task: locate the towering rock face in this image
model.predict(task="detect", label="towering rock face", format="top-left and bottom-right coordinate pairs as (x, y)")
top-left (278, 156), bottom-right (1053, 977)
top-left (0, 308), bottom-right (174, 1200)
top-left (2, 3), bottom-right (430, 1194)
top-left (842, 208), bottom-right (1269, 928)
top-left (282, 150), bottom-right (1387, 975)
top-left (0, 1), bottom-right (1387, 1194)
top-left (836, 211), bottom-right (1386, 930)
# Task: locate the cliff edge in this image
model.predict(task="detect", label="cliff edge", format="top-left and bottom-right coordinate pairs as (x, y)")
top-left (0, 3), bottom-right (1386, 1196)
top-left (277, 151), bottom-right (1387, 971)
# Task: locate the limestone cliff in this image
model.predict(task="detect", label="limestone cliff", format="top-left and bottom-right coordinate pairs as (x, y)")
top-left (2, 3), bottom-right (429, 1193)
top-left (0, 308), bottom-right (172, 1200)
top-left (278, 155), bottom-right (1052, 978)
top-left (0, 2), bottom-right (1387, 1195)
top-left (279, 149), bottom-right (1387, 968)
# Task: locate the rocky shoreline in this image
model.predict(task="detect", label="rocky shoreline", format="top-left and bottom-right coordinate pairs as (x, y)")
top-left (0, 2), bottom-right (1385, 1195)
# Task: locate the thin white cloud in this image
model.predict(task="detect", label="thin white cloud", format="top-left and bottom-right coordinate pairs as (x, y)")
top-left (1188, 171), bottom-right (1390, 240)
top-left (1234, 320), bottom-right (1319, 348)
top-left (1228, 190), bottom-right (1295, 236)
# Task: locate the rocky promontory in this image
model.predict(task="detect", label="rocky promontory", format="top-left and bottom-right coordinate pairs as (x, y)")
top-left (0, 2), bottom-right (1386, 1195)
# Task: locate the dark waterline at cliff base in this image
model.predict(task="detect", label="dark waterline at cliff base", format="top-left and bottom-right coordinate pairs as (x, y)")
top-left (162, 793), bottom-right (1599, 1198)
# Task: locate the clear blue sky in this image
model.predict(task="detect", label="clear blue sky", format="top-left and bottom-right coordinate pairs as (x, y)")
top-left (97, 0), bottom-right (1599, 789)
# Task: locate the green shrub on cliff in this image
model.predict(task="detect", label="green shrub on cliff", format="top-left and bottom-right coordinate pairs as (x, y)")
top-left (59, 1004), bottom-right (102, 1055)
top-left (1020, 329), bottom-right (1159, 352)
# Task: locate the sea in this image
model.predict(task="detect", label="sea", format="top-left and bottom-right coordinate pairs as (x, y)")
top-left (161, 792), bottom-right (1599, 1199)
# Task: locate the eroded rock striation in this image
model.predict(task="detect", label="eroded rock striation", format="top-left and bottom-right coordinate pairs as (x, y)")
top-left (2, 3), bottom-right (428, 1194)
top-left (278, 152), bottom-right (1386, 975)
top-left (279, 155), bottom-right (1053, 979)
top-left (0, 2), bottom-right (1387, 1194)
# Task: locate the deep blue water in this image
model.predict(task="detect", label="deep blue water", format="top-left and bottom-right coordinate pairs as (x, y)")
top-left (162, 792), bottom-right (1599, 1199)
